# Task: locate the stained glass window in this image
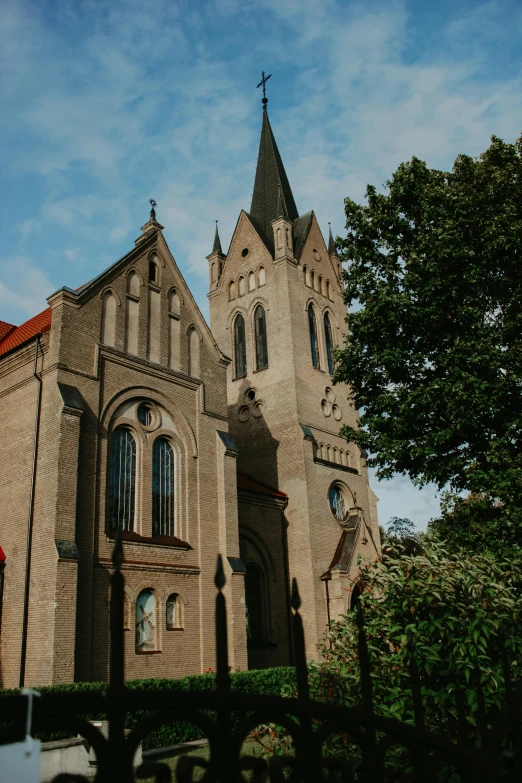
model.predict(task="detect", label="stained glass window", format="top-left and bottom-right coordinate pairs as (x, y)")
top-left (324, 313), bottom-right (334, 374)
top-left (329, 485), bottom-right (347, 522)
top-left (152, 438), bottom-right (175, 537)
top-left (108, 427), bottom-right (136, 531)
top-left (254, 305), bottom-right (268, 371)
top-left (308, 304), bottom-right (320, 369)
top-left (234, 314), bottom-right (247, 378)
top-left (136, 590), bottom-right (156, 652)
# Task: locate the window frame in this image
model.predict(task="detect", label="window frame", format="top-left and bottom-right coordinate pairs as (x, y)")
top-left (107, 425), bottom-right (137, 532)
top-left (234, 313), bottom-right (247, 379)
top-left (308, 303), bottom-right (320, 369)
top-left (253, 304), bottom-right (268, 372)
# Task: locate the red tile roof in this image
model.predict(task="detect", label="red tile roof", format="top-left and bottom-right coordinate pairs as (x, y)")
top-left (0, 307), bottom-right (52, 357)
top-left (237, 472), bottom-right (287, 499)
top-left (0, 321), bottom-right (15, 341)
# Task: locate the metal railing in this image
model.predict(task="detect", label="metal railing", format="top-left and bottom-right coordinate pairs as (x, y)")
top-left (1, 532), bottom-right (520, 781)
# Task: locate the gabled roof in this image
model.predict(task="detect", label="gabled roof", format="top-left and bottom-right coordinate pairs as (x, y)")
top-left (292, 211), bottom-right (314, 260)
top-left (0, 308), bottom-right (52, 357)
top-left (237, 472), bottom-right (287, 500)
top-left (250, 110), bottom-right (298, 247)
top-left (0, 321), bottom-right (15, 341)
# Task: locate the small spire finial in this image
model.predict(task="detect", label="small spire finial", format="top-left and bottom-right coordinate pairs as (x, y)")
top-left (256, 71), bottom-right (272, 110)
top-left (328, 222), bottom-right (336, 255)
top-left (213, 220), bottom-right (223, 255)
top-left (149, 198), bottom-right (157, 221)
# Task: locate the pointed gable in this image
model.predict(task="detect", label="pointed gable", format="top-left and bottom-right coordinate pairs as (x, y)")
top-left (249, 110), bottom-right (298, 248)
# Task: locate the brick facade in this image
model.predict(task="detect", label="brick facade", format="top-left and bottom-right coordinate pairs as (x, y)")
top-left (0, 109), bottom-right (378, 687)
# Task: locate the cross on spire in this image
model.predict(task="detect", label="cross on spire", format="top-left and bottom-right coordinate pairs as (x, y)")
top-left (256, 71), bottom-right (272, 110)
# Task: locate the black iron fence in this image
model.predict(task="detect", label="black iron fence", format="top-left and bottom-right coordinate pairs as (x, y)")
top-left (1, 534), bottom-right (521, 781)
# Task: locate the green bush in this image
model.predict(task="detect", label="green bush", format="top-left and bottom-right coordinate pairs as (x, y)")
top-left (0, 668), bottom-right (297, 751)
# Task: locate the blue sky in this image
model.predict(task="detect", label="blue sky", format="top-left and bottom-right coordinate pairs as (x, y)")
top-left (1, 0), bottom-right (521, 530)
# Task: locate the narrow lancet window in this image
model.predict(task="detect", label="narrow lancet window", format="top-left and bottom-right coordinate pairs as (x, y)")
top-left (152, 437), bottom-right (175, 537)
top-left (234, 313), bottom-right (247, 378)
top-left (308, 304), bottom-right (320, 369)
top-left (108, 427), bottom-right (136, 531)
top-left (101, 291), bottom-right (116, 347)
top-left (324, 312), bottom-right (334, 374)
top-left (254, 305), bottom-right (268, 371)
top-left (136, 590), bottom-right (157, 652)
top-left (188, 328), bottom-right (200, 378)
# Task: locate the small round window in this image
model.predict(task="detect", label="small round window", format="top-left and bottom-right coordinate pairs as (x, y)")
top-left (138, 403), bottom-right (153, 427)
top-left (329, 484), bottom-right (349, 523)
top-left (241, 248), bottom-right (249, 257)
top-left (136, 401), bottom-right (160, 431)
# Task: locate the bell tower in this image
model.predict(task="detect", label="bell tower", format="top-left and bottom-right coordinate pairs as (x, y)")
top-left (209, 88), bottom-right (380, 661)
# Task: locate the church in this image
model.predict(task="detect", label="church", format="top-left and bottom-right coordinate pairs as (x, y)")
top-left (0, 96), bottom-right (379, 688)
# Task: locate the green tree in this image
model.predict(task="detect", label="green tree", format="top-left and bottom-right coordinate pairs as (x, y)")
top-left (335, 134), bottom-right (522, 554)
top-left (311, 540), bottom-right (522, 741)
top-left (380, 516), bottom-right (422, 556)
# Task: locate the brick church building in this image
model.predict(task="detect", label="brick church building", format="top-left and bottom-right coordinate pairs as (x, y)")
top-left (0, 101), bottom-right (379, 688)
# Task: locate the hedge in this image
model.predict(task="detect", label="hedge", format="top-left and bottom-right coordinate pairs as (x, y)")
top-left (0, 667), bottom-right (298, 751)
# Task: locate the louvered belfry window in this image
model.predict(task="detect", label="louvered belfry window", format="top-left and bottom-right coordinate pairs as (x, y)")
top-left (324, 312), bottom-right (334, 374)
top-left (108, 427), bottom-right (136, 531)
top-left (254, 305), bottom-right (268, 370)
top-left (152, 437), bottom-right (175, 537)
top-left (234, 314), bottom-right (247, 378)
top-left (308, 304), bottom-right (320, 369)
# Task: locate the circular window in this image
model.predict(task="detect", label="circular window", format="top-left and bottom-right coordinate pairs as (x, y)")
top-left (244, 388), bottom-right (256, 403)
top-left (332, 404), bottom-right (342, 421)
top-left (312, 249), bottom-right (321, 262)
top-left (324, 386), bottom-right (335, 403)
top-left (241, 248), bottom-right (249, 258)
top-left (252, 401), bottom-right (263, 418)
top-left (329, 484), bottom-right (349, 523)
top-left (321, 399), bottom-right (331, 417)
top-left (136, 401), bottom-right (160, 431)
top-left (238, 405), bottom-right (251, 422)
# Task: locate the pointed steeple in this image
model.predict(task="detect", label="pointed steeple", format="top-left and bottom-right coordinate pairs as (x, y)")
top-left (249, 111), bottom-right (298, 247)
top-left (212, 221), bottom-right (223, 255)
top-left (328, 223), bottom-right (337, 256)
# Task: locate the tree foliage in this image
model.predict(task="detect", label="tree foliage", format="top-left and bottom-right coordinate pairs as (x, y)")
top-left (335, 134), bottom-right (522, 551)
top-left (311, 541), bottom-right (522, 740)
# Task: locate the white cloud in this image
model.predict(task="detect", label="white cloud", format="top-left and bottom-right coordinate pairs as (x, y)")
top-left (0, 257), bottom-right (55, 323)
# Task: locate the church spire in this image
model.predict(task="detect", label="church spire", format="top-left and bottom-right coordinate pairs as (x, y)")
top-left (249, 109), bottom-right (298, 247)
top-left (212, 220), bottom-right (223, 255)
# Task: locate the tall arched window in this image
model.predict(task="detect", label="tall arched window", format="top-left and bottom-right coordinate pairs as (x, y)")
top-left (234, 314), bottom-right (247, 378)
top-left (245, 563), bottom-right (266, 640)
top-left (188, 328), bottom-right (200, 378)
top-left (254, 305), bottom-right (268, 371)
top-left (228, 281), bottom-right (236, 301)
top-left (169, 290), bottom-right (181, 371)
top-left (166, 593), bottom-right (182, 629)
top-left (248, 271), bottom-right (255, 292)
top-left (324, 312), bottom-right (334, 374)
top-left (238, 276), bottom-right (246, 296)
top-left (310, 270), bottom-right (315, 291)
top-left (136, 589), bottom-right (157, 652)
top-left (125, 273), bottom-right (139, 355)
top-left (258, 267), bottom-right (265, 286)
top-left (308, 304), bottom-right (320, 368)
top-left (101, 290), bottom-right (116, 347)
top-left (152, 438), bottom-right (175, 536)
top-left (108, 427), bottom-right (136, 531)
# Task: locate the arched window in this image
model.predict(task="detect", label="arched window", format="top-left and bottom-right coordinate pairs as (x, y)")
top-left (149, 259), bottom-right (158, 284)
top-left (248, 271), bottom-right (255, 292)
top-left (211, 262), bottom-right (216, 283)
top-left (169, 289), bottom-right (180, 316)
top-left (254, 305), bottom-right (268, 371)
top-left (101, 291), bottom-right (116, 347)
top-left (327, 280), bottom-right (333, 300)
top-left (310, 270), bottom-right (315, 291)
top-left (166, 593), bottom-right (182, 629)
top-left (308, 303), bottom-right (320, 368)
top-left (258, 267), bottom-right (265, 287)
top-left (234, 314), bottom-right (247, 378)
top-left (188, 328), bottom-right (200, 378)
top-left (245, 563), bottom-right (266, 641)
top-left (333, 447), bottom-right (339, 463)
top-left (238, 276), bottom-right (246, 296)
top-left (319, 275), bottom-right (324, 296)
top-left (127, 271), bottom-right (140, 297)
top-left (327, 445), bottom-right (332, 462)
top-left (136, 589), bottom-right (157, 652)
top-left (305, 267), bottom-right (311, 287)
top-left (324, 312), bottom-right (334, 374)
top-left (108, 427), bottom-right (136, 531)
top-left (152, 438), bottom-right (175, 537)
top-left (228, 281), bottom-right (236, 301)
